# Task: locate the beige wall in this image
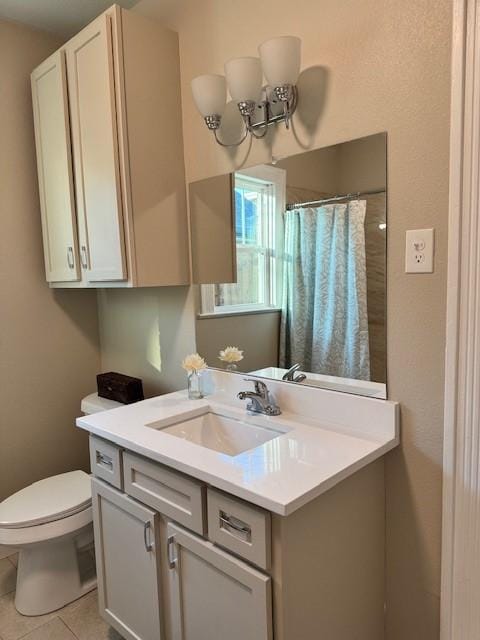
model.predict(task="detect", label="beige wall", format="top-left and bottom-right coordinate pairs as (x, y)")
top-left (280, 144), bottom-right (339, 194)
top-left (196, 311), bottom-right (280, 373)
top-left (97, 287), bottom-right (196, 397)
top-left (128, 1), bottom-right (451, 637)
top-left (0, 20), bottom-right (100, 500)
top-left (279, 132), bottom-right (387, 194)
top-left (337, 132), bottom-right (387, 193)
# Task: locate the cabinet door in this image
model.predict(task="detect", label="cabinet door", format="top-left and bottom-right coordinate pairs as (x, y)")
top-left (66, 14), bottom-right (127, 282)
top-left (91, 478), bottom-right (163, 640)
top-left (166, 522), bottom-right (272, 640)
top-left (31, 51), bottom-right (80, 282)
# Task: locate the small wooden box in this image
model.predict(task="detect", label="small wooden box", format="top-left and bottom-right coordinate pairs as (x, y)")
top-left (97, 371), bottom-right (144, 405)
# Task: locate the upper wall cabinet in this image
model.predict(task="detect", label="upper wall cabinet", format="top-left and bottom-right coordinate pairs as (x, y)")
top-left (31, 5), bottom-right (189, 288)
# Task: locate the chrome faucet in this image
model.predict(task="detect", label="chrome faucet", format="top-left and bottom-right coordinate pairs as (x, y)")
top-left (282, 363), bottom-right (307, 383)
top-left (237, 379), bottom-right (281, 416)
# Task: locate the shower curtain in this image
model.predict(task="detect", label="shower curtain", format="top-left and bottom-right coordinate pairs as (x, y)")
top-left (279, 200), bottom-right (371, 380)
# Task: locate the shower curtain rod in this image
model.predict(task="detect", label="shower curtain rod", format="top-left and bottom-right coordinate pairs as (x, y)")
top-left (285, 188), bottom-right (386, 210)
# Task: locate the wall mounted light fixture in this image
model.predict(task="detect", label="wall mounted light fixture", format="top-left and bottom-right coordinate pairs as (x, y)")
top-left (191, 36), bottom-right (301, 147)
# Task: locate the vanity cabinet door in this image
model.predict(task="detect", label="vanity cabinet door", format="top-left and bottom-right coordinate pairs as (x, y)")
top-left (166, 522), bottom-right (272, 640)
top-left (31, 51), bottom-right (80, 283)
top-left (91, 478), bottom-right (163, 640)
top-left (65, 13), bottom-right (127, 282)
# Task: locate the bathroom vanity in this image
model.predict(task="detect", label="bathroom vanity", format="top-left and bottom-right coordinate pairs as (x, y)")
top-left (77, 371), bottom-right (398, 640)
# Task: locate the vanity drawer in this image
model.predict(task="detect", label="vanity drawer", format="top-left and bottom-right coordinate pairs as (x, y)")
top-left (89, 435), bottom-right (123, 490)
top-left (207, 488), bottom-right (271, 571)
top-left (123, 452), bottom-right (206, 535)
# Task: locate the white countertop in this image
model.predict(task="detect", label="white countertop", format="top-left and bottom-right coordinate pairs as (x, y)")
top-left (77, 379), bottom-right (399, 516)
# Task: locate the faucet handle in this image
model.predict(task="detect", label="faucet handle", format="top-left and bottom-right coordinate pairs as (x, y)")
top-left (242, 378), bottom-right (268, 396)
top-left (282, 363), bottom-right (302, 381)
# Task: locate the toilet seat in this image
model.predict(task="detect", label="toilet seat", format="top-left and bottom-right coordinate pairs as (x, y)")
top-left (0, 506), bottom-right (93, 547)
top-left (0, 470), bottom-right (91, 529)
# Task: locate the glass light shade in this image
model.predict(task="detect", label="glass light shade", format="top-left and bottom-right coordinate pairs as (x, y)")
top-left (224, 57), bottom-right (263, 103)
top-left (191, 74), bottom-right (226, 117)
top-left (258, 36), bottom-right (301, 87)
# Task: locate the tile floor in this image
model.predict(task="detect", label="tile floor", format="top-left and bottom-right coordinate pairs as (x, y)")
top-left (0, 549), bottom-right (123, 640)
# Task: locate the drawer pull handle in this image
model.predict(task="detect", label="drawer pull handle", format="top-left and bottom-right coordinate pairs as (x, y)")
top-left (96, 451), bottom-right (113, 470)
top-left (219, 511), bottom-right (252, 542)
top-left (67, 246), bottom-right (74, 269)
top-left (167, 535), bottom-right (177, 569)
top-left (143, 521), bottom-right (154, 552)
top-left (81, 245), bottom-right (88, 269)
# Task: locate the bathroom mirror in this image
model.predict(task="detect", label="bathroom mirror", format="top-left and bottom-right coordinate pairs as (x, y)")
top-left (190, 133), bottom-right (387, 398)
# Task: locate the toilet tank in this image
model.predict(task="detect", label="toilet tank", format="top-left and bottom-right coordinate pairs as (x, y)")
top-left (81, 393), bottom-right (122, 415)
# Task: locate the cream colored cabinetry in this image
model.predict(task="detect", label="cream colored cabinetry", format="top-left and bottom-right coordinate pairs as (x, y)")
top-left (90, 440), bottom-right (384, 640)
top-left (92, 479), bottom-right (163, 640)
top-left (123, 451), bottom-right (206, 535)
top-left (66, 13), bottom-right (126, 283)
top-left (167, 522), bottom-right (272, 640)
top-left (90, 444), bottom-right (273, 640)
top-left (31, 51), bottom-right (79, 283)
top-left (91, 477), bottom-right (272, 640)
top-left (31, 5), bottom-right (189, 288)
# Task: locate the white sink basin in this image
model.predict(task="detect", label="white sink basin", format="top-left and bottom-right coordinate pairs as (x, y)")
top-left (148, 411), bottom-right (286, 456)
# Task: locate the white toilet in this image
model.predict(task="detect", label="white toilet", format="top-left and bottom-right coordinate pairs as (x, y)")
top-left (0, 393), bottom-right (121, 616)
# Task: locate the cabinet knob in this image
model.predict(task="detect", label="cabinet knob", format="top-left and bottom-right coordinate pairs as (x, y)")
top-left (67, 246), bottom-right (74, 269)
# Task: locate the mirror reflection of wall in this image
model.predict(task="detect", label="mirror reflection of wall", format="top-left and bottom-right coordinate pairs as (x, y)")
top-left (191, 133), bottom-right (387, 398)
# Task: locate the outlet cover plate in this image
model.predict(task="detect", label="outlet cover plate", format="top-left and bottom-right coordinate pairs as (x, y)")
top-left (405, 228), bottom-right (434, 273)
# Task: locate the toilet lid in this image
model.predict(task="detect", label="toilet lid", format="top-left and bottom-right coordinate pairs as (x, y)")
top-left (0, 470), bottom-right (91, 529)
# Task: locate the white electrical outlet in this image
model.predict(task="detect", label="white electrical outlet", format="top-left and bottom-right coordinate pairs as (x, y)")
top-left (405, 228), bottom-right (434, 273)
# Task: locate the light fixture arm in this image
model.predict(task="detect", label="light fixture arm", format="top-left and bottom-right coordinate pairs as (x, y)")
top-left (247, 100), bottom-right (269, 139)
top-left (212, 126), bottom-right (249, 148)
top-left (203, 114), bottom-right (249, 147)
top-left (237, 100), bottom-right (267, 138)
top-left (249, 123), bottom-right (269, 139)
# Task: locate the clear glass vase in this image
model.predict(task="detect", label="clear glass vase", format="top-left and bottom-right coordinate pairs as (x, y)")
top-left (187, 370), bottom-right (203, 399)
top-left (225, 363), bottom-right (238, 372)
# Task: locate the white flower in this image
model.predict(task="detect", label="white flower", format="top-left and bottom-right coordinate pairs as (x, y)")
top-left (218, 346), bottom-right (244, 363)
top-left (182, 353), bottom-right (207, 373)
